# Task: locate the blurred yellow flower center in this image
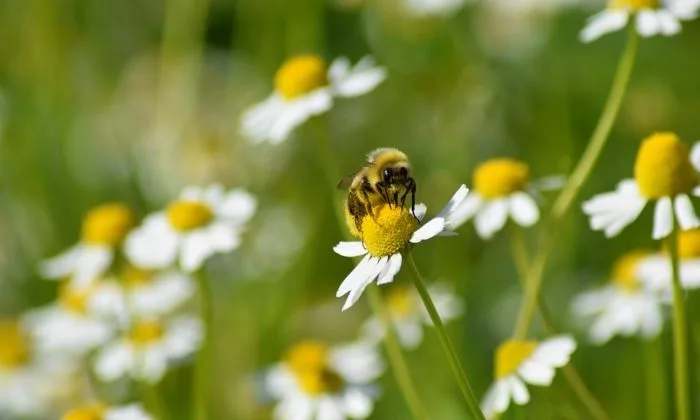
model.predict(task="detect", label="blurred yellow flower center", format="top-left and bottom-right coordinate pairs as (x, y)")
top-left (495, 340), bottom-right (537, 379)
top-left (612, 251), bottom-right (648, 291)
top-left (0, 320), bottom-right (30, 369)
top-left (473, 158), bottom-right (530, 199)
top-left (81, 203), bottom-right (134, 246)
top-left (386, 286), bottom-right (415, 319)
top-left (59, 284), bottom-right (93, 314)
top-left (121, 265), bottom-right (154, 288)
top-left (609, 0), bottom-right (658, 10)
top-left (674, 229), bottom-right (700, 260)
top-left (275, 55), bottom-right (329, 100)
top-left (634, 133), bottom-right (696, 200)
top-left (166, 200), bottom-right (214, 231)
top-left (361, 205), bottom-right (419, 257)
top-left (62, 402), bottom-right (108, 420)
top-left (129, 321), bottom-right (165, 344)
top-left (284, 341), bottom-right (344, 395)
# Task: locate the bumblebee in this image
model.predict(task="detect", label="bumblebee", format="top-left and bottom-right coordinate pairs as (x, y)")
top-left (338, 148), bottom-right (417, 238)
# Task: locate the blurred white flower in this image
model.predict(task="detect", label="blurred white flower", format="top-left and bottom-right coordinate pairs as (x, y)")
top-left (636, 228), bottom-right (700, 297)
top-left (94, 316), bottom-right (202, 384)
top-left (61, 402), bottom-right (153, 420)
top-left (449, 159), bottom-right (562, 239)
top-left (334, 185), bottom-right (468, 311)
top-left (125, 184), bottom-right (256, 272)
top-left (264, 340), bottom-right (384, 420)
top-left (241, 55), bottom-right (386, 144)
top-left (361, 283), bottom-right (463, 349)
top-left (580, 0), bottom-right (700, 42)
top-left (24, 284), bottom-right (113, 357)
top-left (481, 335), bottom-right (576, 418)
top-left (403, 0), bottom-right (467, 17)
top-left (582, 133), bottom-right (700, 240)
top-left (40, 203), bottom-right (135, 287)
top-left (571, 251), bottom-right (664, 344)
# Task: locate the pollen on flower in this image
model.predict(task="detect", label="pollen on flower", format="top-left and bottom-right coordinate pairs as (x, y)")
top-left (361, 205), bottom-right (419, 257)
top-left (274, 55), bottom-right (329, 100)
top-left (284, 341), bottom-right (344, 395)
top-left (386, 286), bottom-right (416, 319)
top-left (674, 229), bottom-right (700, 260)
top-left (0, 320), bottom-right (30, 368)
top-left (611, 251), bottom-right (648, 291)
top-left (81, 203), bottom-right (135, 246)
top-left (495, 339), bottom-right (537, 379)
top-left (129, 321), bottom-right (165, 344)
top-left (62, 402), bottom-right (108, 420)
top-left (608, 0), bottom-right (658, 10)
top-left (121, 265), bottom-right (154, 288)
top-left (634, 133), bottom-right (696, 200)
top-left (59, 284), bottom-right (93, 314)
top-left (473, 158), bottom-right (530, 199)
top-left (166, 200), bottom-right (214, 231)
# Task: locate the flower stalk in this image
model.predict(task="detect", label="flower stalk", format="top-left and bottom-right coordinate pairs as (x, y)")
top-left (193, 274), bottom-right (212, 420)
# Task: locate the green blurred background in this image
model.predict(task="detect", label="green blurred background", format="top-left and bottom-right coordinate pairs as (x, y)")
top-left (1, 0), bottom-right (700, 418)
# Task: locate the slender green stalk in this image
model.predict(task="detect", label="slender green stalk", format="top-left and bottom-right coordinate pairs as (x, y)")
top-left (512, 24), bottom-right (638, 341)
top-left (193, 275), bottom-right (213, 420)
top-left (667, 216), bottom-right (690, 420)
top-left (644, 337), bottom-right (667, 420)
top-left (141, 382), bottom-right (168, 420)
top-left (509, 228), bottom-right (609, 420)
top-left (405, 250), bottom-right (485, 420)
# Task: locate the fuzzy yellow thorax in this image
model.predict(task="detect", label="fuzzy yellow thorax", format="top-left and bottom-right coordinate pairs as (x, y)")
top-left (609, 0), bottom-right (658, 10)
top-left (361, 205), bottom-right (419, 257)
top-left (284, 341), bottom-right (344, 395)
top-left (0, 320), bottom-right (30, 369)
top-left (495, 340), bottom-right (537, 379)
top-left (634, 133), bottom-right (696, 200)
top-left (386, 286), bottom-right (416, 319)
top-left (612, 251), bottom-right (648, 291)
top-left (274, 55), bottom-right (328, 100)
top-left (62, 402), bottom-right (108, 420)
top-left (129, 321), bottom-right (165, 345)
top-left (166, 200), bottom-right (214, 231)
top-left (81, 203), bottom-right (134, 246)
top-left (473, 158), bottom-right (530, 199)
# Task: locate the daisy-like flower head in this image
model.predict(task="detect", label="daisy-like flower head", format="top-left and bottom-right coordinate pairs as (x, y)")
top-left (449, 158), bottom-right (558, 239)
top-left (241, 55), bottom-right (387, 144)
top-left (94, 315), bottom-right (202, 383)
top-left (636, 228), bottom-right (700, 296)
top-left (334, 185), bottom-right (469, 311)
top-left (583, 133), bottom-right (700, 240)
top-left (264, 340), bottom-right (384, 420)
top-left (571, 251), bottom-right (663, 344)
top-left (580, 0), bottom-right (700, 42)
top-left (24, 284), bottom-right (113, 357)
top-left (361, 283), bottom-right (464, 349)
top-left (481, 335), bottom-right (576, 418)
top-left (62, 402), bottom-right (152, 420)
top-left (125, 184), bottom-right (256, 272)
top-left (40, 203), bottom-right (135, 287)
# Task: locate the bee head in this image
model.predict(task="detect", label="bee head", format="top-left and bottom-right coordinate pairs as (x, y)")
top-left (382, 165), bottom-right (410, 184)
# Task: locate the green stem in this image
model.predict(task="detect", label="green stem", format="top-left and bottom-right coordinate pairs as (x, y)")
top-left (193, 275), bottom-right (212, 420)
top-left (644, 337), bottom-right (667, 420)
top-left (509, 228), bottom-right (609, 420)
top-left (512, 24), bottom-right (638, 341)
top-left (405, 250), bottom-right (485, 420)
top-left (668, 217), bottom-right (690, 420)
top-left (142, 382), bottom-right (168, 420)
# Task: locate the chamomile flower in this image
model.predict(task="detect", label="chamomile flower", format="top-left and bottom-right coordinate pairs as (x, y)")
top-left (571, 251), bottom-right (663, 344)
top-left (402, 0), bottom-right (467, 17)
top-left (24, 284), bottom-right (113, 357)
top-left (334, 185), bottom-right (469, 311)
top-left (481, 335), bottom-right (576, 418)
top-left (582, 133), bottom-right (700, 240)
top-left (125, 184), bottom-right (256, 272)
top-left (361, 283), bottom-right (464, 349)
top-left (241, 55), bottom-right (386, 144)
top-left (62, 402), bottom-right (152, 420)
top-left (90, 266), bottom-right (195, 322)
top-left (580, 0), bottom-right (700, 43)
top-left (94, 316), bottom-right (202, 383)
top-left (40, 203), bottom-right (135, 287)
top-left (264, 340), bottom-right (384, 420)
top-left (636, 228), bottom-right (700, 296)
top-left (449, 158), bottom-right (560, 239)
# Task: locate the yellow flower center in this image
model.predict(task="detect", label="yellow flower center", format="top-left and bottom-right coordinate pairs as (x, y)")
top-left (274, 55), bottom-right (328, 100)
top-left (62, 402), bottom-right (108, 420)
top-left (59, 284), bottom-right (94, 314)
top-left (284, 341), bottom-right (344, 395)
top-left (611, 251), bottom-right (648, 291)
top-left (129, 321), bottom-right (165, 345)
top-left (495, 340), bottom-right (537, 379)
top-left (386, 286), bottom-right (416, 319)
top-left (361, 205), bottom-right (419, 257)
top-left (609, 0), bottom-right (658, 10)
top-left (81, 203), bottom-right (134, 246)
top-left (120, 265), bottom-right (154, 288)
top-left (0, 320), bottom-right (30, 369)
top-left (473, 158), bottom-right (530, 199)
top-left (672, 229), bottom-right (700, 260)
top-left (166, 200), bottom-right (214, 231)
top-left (634, 133), bottom-right (696, 200)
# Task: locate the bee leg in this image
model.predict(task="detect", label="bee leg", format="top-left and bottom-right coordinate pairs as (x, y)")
top-left (401, 179), bottom-right (418, 222)
top-left (376, 182), bottom-right (391, 208)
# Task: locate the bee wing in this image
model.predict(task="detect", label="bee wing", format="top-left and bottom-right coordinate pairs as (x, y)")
top-left (336, 168), bottom-right (364, 189)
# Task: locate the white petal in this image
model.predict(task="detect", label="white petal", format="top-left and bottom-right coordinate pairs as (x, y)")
top-left (674, 195), bottom-right (700, 230)
top-left (94, 342), bottom-right (134, 382)
top-left (330, 56), bottom-right (387, 98)
top-left (481, 379), bottom-right (512, 416)
top-left (241, 94), bottom-right (286, 143)
top-left (342, 259), bottom-right (387, 311)
top-left (508, 376), bottom-right (530, 405)
top-left (216, 189), bottom-right (257, 227)
top-left (376, 253), bottom-right (402, 285)
top-left (447, 193), bottom-right (482, 229)
top-left (474, 199), bottom-right (508, 239)
top-left (341, 388), bottom-right (374, 418)
top-left (124, 215), bottom-right (179, 269)
top-left (105, 404), bottom-right (153, 420)
top-left (317, 397), bottom-right (345, 420)
top-left (691, 142), bottom-right (700, 172)
top-left (413, 203), bottom-right (428, 221)
top-left (179, 230), bottom-right (216, 272)
top-left (652, 197), bottom-right (674, 239)
top-left (39, 245), bottom-right (81, 279)
top-left (583, 181), bottom-right (647, 238)
top-left (139, 347), bottom-right (168, 383)
top-left (530, 335), bottom-right (576, 367)
top-left (580, 10), bottom-right (629, 42)
top-left (517, 361), bottom-right (555, 386)
top-left (509, 192), bottom-right (539, 227)
top-left (337, 255), bottom-right (377, 297)
top-left (636, 9), bottom-right (662, 37)
top-left (410, 218), bottom-right (446, 243)
top-left (655, 9), bottom-right (682, 35)
top-left (437, 185), bottom-right (470, 219)
top-left (395, 319), bottom-right (424, 349)
top-left (268, 90), bottom-right (333, 144)
top-left (333, 241), bottom-right (368, 258)
top-left (328, 57), bottom-right (351, 83)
